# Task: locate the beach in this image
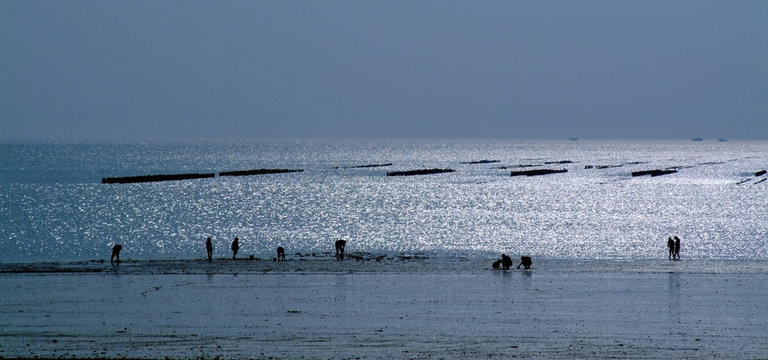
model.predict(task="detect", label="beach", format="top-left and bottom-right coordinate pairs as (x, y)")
top-left (1, 258), bottom-right (767, 359)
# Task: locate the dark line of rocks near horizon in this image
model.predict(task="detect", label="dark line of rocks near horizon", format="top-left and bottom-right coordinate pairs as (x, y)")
top-left (331, 163), bottom-right (393, 169)
top-left (509, 169), bottom-right (568, 177)
top-left (219, 169), bottom-right (303, 177)
top-left (102, 169), bottom-right (305, 184)
top-left (101, 173), bottom-right (215, 184)
top-left (460, 159), bottom-right (501, 165)
top-left (386, 168), bottom-right (456, 176)
top-left (99, 159), bottom-right (767, 185)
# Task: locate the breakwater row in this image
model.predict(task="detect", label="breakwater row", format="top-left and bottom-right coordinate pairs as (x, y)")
top-left (101, 160), bottom-right (767, 185)
top-left (631, 169), bottom-right (678, 177)
top-left (332, 163), bottom-right (393, 169)
top-left (102, 169), bottom-right (303, 184)
top-left (102, 173), bottom-right (215, 184)
top-left (219, 169), bottom-right (303, 177)
top-left (387, 168), bottom-right (456, 176)
top-left (737, 169), bottom-right (768, 185)
top-left (509, 169), bottom-right (568, 177)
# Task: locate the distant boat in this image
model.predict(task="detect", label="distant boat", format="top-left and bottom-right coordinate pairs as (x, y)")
top-left (692, 137), bottom-right (703, 142)
top-left (568, 137), bottom-right (578, 141)
top-left (719, 138), bottom-right (728, 142)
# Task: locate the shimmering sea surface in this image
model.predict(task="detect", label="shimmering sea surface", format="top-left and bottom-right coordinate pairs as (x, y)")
top-left (1, 139), bottom-right (766, 262)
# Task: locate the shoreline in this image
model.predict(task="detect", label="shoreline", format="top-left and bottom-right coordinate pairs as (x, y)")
top-left (1, 267), bottom-right (766, 359)
top-left (2, 257), bottom-right (767, 275)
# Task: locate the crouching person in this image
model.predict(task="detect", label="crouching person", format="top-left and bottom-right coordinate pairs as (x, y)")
top-left (517, 256), bottom-right (532, 269)
top-left (500, 254), bottom-right (513, 270)
top-left (492, 259), bottom-right (502, 270)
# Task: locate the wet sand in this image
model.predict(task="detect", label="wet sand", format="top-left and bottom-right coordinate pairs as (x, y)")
top-left (1, 259), bottom-right (767, 359)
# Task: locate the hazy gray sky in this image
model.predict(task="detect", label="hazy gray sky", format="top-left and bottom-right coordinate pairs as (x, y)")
top-left (2, 0), bottom-right (767, 140)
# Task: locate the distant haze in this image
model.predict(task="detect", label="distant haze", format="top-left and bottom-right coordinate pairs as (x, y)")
top-left (1, 0), bottom-right (766, 140)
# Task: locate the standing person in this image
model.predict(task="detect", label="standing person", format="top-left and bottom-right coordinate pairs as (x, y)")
top-left (205, 237), bottom-right (213, 262)
top-left (111, 244), bottom-right (122, 264)
top-left (276, 246), bottom-right (286, 261)
top-left (674, 236), bottom-right (681, 260)
top-left (335, 239), bottom-right (346, 261)
top-left (231, 237), bottom-right (240, 260)
top-left (667, 237), bottom-right (675, 260)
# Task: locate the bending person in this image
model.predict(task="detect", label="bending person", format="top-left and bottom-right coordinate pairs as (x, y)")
top-left (501, 254), bottom-right (513, 270)
top-left (517, 256), bottom-right (532, 269)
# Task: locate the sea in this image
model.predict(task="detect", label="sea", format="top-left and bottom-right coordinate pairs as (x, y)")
top-left (1, 138), bottom-right (766, 263)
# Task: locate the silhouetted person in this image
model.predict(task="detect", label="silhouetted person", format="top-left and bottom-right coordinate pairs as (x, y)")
top-left (231, 237), bottom-right (239, 260)
top-left (674, 236), bottom-right (681, 260)
top-left (501, 254), bottom-right (513, 270)
top-left (335, 239), bottom-right (346, 261)
top-left (111, 244), bottom-right (122, 264)
top-left (492, 259), bottom-right (502, 270)
top-left (277, 246), bottom-right (286, 261)
top-left (518, 256), bottom-right (532, 269)
top-left (667, 237), bottom-right (675, 260)
top-left (206, 237), bottom-right (213, 262)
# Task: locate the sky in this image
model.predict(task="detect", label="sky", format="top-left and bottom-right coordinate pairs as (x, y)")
top-left (1, 0), bottom-right (767, 140)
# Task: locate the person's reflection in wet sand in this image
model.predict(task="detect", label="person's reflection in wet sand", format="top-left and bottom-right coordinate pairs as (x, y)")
top-left (668, 272), bottom-right (681, 324)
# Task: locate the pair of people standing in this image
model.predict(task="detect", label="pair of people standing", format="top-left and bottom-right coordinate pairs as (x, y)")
top-left (203, 237), bottom-right (240, 261)
top-left (667, 236), bottom-right (681, 260)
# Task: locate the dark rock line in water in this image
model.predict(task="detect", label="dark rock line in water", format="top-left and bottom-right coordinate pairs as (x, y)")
top-left (387, 168), bottom-right (455, 176)
top-left (460, 160), bottom-right (500, 165)
top-left (509, 169), bottom-right (568, 177)
top-left (585, 164), bottom-right (623, 169)
top-left (498, 160), bottom-right (572, 170)
top-left (103, 169), bottom-right (304, 183)
top-left (631, 169), bottom-right (678, 177)
top-left (100, 162), bottom-right (760, 183)
top-left (737, 169), bottom-right (767, 185)
top-left (496, 164), bottom-right (541, 169)
top-left (102, 173), bottom-right (215, 184)
top-left (219, 168), bottom-right (304, 177)
top-left (332, 163), bottom-right (393, 169)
